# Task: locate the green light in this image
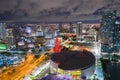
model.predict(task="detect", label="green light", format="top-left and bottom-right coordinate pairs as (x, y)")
top-left (0, 44), bottom-right (7, 50)
top-left (30, 75), bottom-right (35, 80)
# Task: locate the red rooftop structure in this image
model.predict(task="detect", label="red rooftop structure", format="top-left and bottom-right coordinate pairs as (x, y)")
top-left (53, 37), bottom-right (61, 53)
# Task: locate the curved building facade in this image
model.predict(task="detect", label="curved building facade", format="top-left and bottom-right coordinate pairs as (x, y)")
top-left (50, 50), bottom-right (95, 79)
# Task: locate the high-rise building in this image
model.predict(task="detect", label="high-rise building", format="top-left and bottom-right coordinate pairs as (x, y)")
top-left (13, 26), bottom-right (22, 42)
top-left (77, 22), bottom-right (82, 41)
top-left (0, 23), bottom-right (6, 40)
top-left (69, 23), bottom-right (74, 33)
top-left (100, 10), bottom-right (119, 52)
top-left (6, 28), bottom-right (14, 47)
top-left (114, 17), bottom-right (120, 51)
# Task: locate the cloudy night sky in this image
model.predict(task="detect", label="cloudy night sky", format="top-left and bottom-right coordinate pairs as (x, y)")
top-left (0, 0), bottom-right (120, 20)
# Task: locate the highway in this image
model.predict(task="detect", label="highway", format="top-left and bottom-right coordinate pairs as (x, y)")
top-left (0, 52), bottom-right (47, 80)
top-left (23, 61), bottom-right (50, 80)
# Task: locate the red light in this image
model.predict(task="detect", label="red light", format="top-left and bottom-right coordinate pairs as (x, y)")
top-left (53, 37), bottom-right (61, 53)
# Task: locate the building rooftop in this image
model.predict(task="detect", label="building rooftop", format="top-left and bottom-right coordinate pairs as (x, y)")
top-left (51, 50), bottom-right (95, 70)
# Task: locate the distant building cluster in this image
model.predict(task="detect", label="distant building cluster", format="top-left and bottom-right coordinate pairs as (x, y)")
top-left (0, 22), bottom-right (100, 51)
top-left (0, 53), bottom-right (23, 67)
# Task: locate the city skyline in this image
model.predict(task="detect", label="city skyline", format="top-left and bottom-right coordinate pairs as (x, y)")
top-left (0, 1), bottom-right (120, 80)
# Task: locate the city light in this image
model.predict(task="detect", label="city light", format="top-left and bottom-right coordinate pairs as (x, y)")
top-left (0, 8), bottom-right (119, 80)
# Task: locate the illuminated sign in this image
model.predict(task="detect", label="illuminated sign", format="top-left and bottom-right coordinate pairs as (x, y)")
top-left (115, 21), bottom-right (120, 24)
top-left (25, 27), bottom-right (32, 33)
top-left (0, 44), bottom-right (7, 50)
top-left (28, 44), bottom-right (34, 48)
top-left (17, 42), bottom-right (25, 46)
top-left (53, 68), bottom-right (81, 76)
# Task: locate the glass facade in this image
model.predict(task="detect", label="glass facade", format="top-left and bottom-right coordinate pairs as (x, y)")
top-left (100, 10), bottom-right (120, 53)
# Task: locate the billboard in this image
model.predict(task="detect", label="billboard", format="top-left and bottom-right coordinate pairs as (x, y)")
top-left (17, 41), bottom-right (25, 46)
top-left (36, 31), bottom-right (44, 36)
top-left (115, 21), bottom-right (120, 24)
top-left (0, 43), bottom-right (7, 50)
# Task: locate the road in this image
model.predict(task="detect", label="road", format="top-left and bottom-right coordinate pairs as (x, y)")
top-left (0, 40), bottom-right (77, 80)
top-left (23, 61), bottom-right (50, 80)
top-left (0, 53), bottom-right (47, 80)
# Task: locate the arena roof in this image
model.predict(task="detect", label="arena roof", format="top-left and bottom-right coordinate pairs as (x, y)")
top-left (51, 50), bottom-right (95, 70)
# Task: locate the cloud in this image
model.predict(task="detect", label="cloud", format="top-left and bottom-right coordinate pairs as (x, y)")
top-left (0, 0), bottom-right (119, 17)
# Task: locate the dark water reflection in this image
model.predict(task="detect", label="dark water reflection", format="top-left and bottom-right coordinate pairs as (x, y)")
top-left (101, 59), bottom-right (120, 80)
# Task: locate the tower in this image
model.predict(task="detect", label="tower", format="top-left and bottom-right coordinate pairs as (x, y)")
top-left (6, 28), bottom-right (14, 47)
top-left (77, 22), bottom-right (82, 41)
top-left (53, 37), bottom-right (60, 53)
top-left (100, 10), bottom-right (117, 52)
top-left (114, 17), bottom-right (120, 52)
top-left (0, 23), bottom-right (6, 40)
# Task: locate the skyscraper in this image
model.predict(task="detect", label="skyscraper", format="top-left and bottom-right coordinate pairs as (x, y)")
top-left (114, 17), bottom-right (120, 51)
top-left (0, 23), bottom-right (6, 40)
top-left (100, 10), bottom-right (119, 52)
top-left (77, 22), bottom-right (82, 41)
top-left (6, 28), bottom-right (14, 47)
